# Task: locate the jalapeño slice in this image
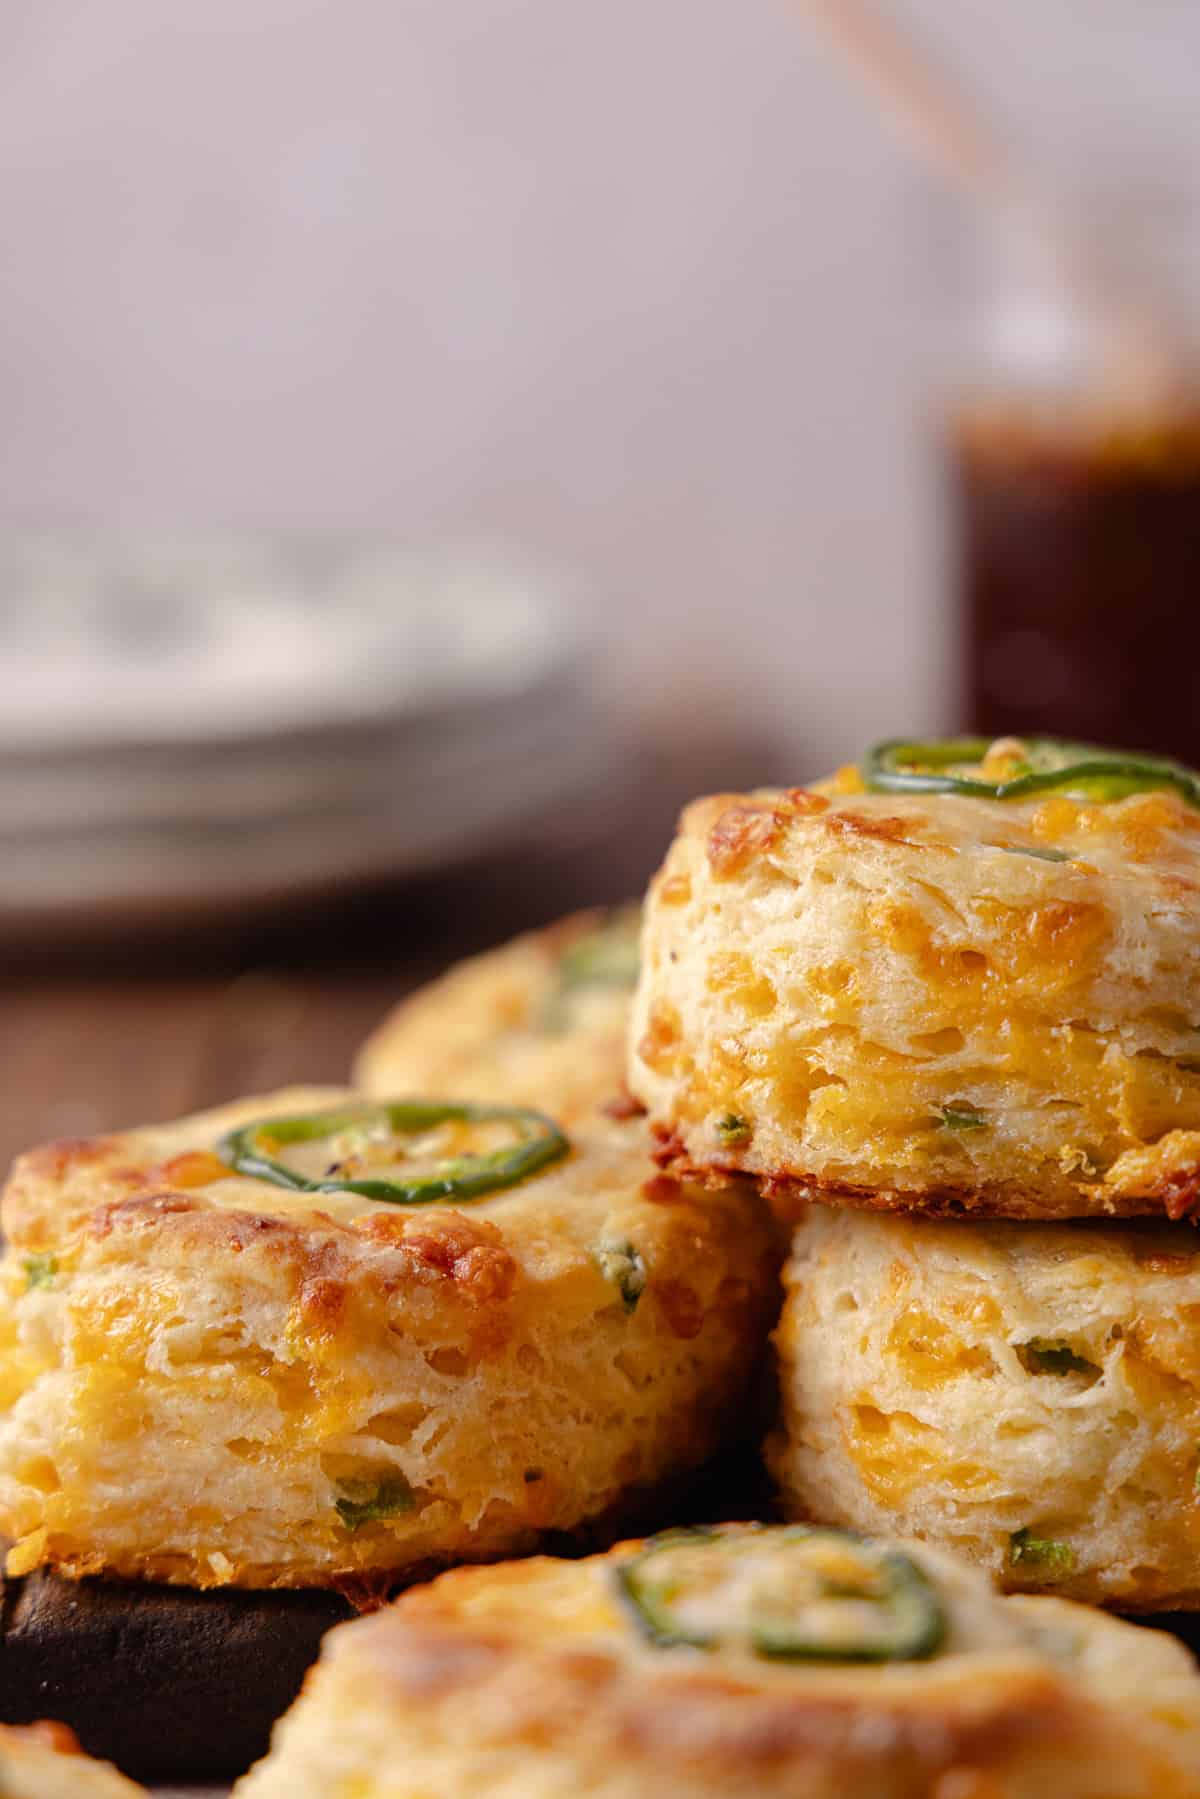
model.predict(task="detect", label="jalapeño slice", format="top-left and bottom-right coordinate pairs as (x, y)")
top-left (614, 1524), bottom-right (945, 1663)
top-left (541, 908), bottom-right (641, 1030)
top-left (863, 736), bottom-right (1200, 810)
top-left (558, 914), bottom-right (641, 993)
top-left (218, 1100), bottom-right (568, 1205)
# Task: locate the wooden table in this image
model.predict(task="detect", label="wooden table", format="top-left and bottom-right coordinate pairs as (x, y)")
top-left (0, 970), bottom-right (383, 1172)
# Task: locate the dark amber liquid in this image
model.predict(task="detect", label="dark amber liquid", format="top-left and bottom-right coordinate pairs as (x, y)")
top-left (953, 408), bottom-right (1200, 764)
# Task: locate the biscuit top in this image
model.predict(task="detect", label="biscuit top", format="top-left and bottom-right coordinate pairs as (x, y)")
top-left (340, 1525), bottom-right (1184, 1678)
top-left (687, 768), bottom-right (1200, 914)
top-left (670, 758), bottom-right (1200, 1061)
top-left (685, 733), bottom-right (1200, 910)
top-left (1, 1089), bottom-right (747, 1307)
top-left (317, 1527), bottom-right (1200, 1765)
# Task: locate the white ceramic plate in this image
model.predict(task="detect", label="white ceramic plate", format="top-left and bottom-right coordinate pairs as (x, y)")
top-left (0, 532), bottom-right (613, 936)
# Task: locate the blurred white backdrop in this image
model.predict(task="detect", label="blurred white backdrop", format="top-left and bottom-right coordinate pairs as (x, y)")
top-left (1, 0), bottom-right (1195, 770)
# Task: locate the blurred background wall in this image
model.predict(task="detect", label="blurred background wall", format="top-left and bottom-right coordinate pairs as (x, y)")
top-left (2, 0), bottom-right (1197, 772)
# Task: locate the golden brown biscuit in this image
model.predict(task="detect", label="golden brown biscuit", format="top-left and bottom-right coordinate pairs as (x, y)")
top-left (236, 1525), bottom-right (1200, 1799)
top-left (355, 907), bottom-right (640, 1122)
top-left (0, 1089), bottom-right (776, 1590)
top-left (772, 1203), bottom-right (1200, 1611)
top-left (0, 1721), bottom-right (144, 1797)
top-left (629, 751), bottom-right (1200, 1220)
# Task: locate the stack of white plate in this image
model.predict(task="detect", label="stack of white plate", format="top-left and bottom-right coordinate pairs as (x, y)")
top-left (0, 531), bottom-right (616, 940)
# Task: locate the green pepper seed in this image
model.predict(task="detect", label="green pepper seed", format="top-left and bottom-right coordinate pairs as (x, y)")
top-left (935, 1105), bottom-right (988, 1133)
top-left (334, 1476), bottom-right (414, 1530)
top-left (594, 1238), bottom-right (647, 1312)
top-left (23, 1253), bottom-right (57, 1291)
top-left (716, 1113), bottom-right (751, 1146)
top-left (1009, 1529), bottom-right (1076, 1574)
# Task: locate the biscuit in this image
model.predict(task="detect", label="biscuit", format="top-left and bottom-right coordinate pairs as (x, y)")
top-left (236, 1524), bottom-right (1200, 1799)
top-left (629, 763), bottom-right (1200, 1220)
top-left (0, 1721), bottom-right (144, 1797)
top-left (356, 907), bottom-right (640, 1121)
top-left (0, 1429), bottom-right (777, 1784)
top-left (772, 1204), bottom-right (1200, 1610)
top-left (0, 1089), bottom-right (776, 1589)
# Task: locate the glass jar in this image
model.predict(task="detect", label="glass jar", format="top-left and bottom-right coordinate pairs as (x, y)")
top-left (938, 170), bottom-right (1200, 763)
